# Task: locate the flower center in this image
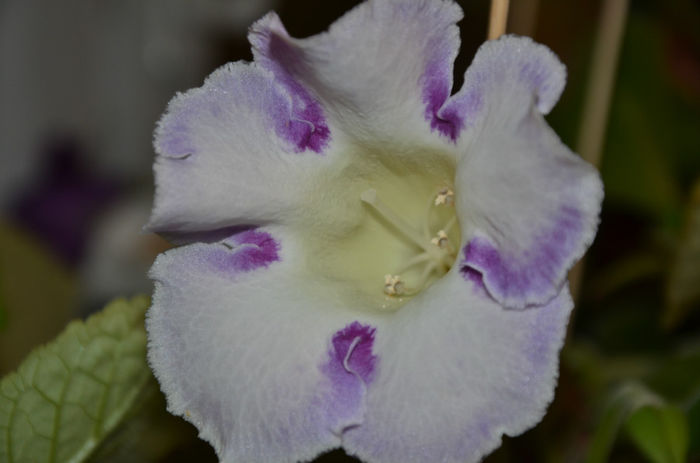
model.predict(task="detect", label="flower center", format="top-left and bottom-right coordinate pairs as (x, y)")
top-left (360, 187), bottom-right (457, 302)
top-left (300, 148), bottom-right (460, 312)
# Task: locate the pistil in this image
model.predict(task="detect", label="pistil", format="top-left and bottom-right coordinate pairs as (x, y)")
top-left (361, 189), bottom-right (440, 259)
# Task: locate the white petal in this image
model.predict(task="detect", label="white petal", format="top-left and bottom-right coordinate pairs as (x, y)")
top-left (343, 271), bottom-right (573, 463)
top-left (147, 227), bottom-right (380, 463)
top-left (249, 0), bottom-right (463, 147)
top-left (449, 36), bottom-right (602, 308)
top-left (147, 62), bottom-right (337, 234)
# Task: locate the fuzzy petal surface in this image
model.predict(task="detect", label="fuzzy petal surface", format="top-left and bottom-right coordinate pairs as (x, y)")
top-left (450, 36), bottom-right (603, 308)
top-left (148, 62), bottom-right (338, 234)
top-left (249, 0), bottom-right (463, 147)
top-left (343, 272), bottom-right (573, 463)
top-left (147, 227), bottom-right (380, 463)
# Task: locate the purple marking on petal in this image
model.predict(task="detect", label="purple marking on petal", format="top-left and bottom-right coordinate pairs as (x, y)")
top-left (460, 267), bottom-right (489, 297)
top-left (207, 229), bottom-right (280, 273)
top-left (519, 59), bottom-right (558, 113)
top-left (258, 33), bottom-right (330, 153)
top-left (329, 322), bottom-right (377, 384)
top-left (319, 322), bottom-right (377, 434)
top-left (424, 45), bottom-right (484, 142)
top-left (430, 88), bottom-right (483, 141)
top-left (157, 104), bottom-right (198, 158)
top-left (422, 44), bottom-right (457, 140)
top-left (461, 205), bottom-right (583, 304)
top-left (155, 62), bottom-right (327, 164)
top-left (422, 61), bottom-right (450, 125)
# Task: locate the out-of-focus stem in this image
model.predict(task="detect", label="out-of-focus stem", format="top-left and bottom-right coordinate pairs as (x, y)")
top-left (487, 0), bottom-right (510, 40)
top-left (570, 0), bottom-right (629, 302)
top-left (576, 0), bottom-right (629, 167)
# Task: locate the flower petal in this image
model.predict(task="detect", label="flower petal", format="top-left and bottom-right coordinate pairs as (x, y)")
top-left (450, 36), bottom-right (603, 308)
top-left (147, 62), bottom-right (336, 234)
top-left (147, 227), bottom-right (380, 463)
top-left (249, 0), bottom-right (463, 146)
top-left (343, 272), bottom-right (573, 463)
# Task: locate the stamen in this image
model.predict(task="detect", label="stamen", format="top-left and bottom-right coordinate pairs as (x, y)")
top-left (384, 274), bottom-right (405, 296)
top-left (413, 263), bottom-right (438, 291)
top-left (363, 187), bottom-right (459, 301)
top-left (396, 252), bottom-right (431, 274)
top-left (430, 230), bottom-right (450, 249)
top-left (434, 187), bottom-right (455, 206)
top-left (361, 189), bottom-right (434, 254)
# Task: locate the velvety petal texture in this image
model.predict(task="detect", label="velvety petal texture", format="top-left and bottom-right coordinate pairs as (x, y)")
top-left (148, 227), bottom-right (380, 463)
top-left (344, 272), bottom-right (573, 463)
top-left (452, 37), bottom-right (603, 309)
top-left (249, 0), bottom-right (463, 147)
top-left (148, 63), bottom-right (337, 234)
top-left (147, 1), bottom-right (603, 463)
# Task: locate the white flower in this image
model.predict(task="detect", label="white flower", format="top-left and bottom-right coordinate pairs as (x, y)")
top-left (145, 1), bottom-right (603, 462)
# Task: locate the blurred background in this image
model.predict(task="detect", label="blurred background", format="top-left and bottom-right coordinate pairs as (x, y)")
top-left (0, 0), bottom-right (699, 461)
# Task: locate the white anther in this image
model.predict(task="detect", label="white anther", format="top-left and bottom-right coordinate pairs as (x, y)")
top-left (434, 187), bottom-right (455, 206)
top-left (430, 230), bottom-right (450, 248)
top-left (383, 274), bottom-right (405, 296)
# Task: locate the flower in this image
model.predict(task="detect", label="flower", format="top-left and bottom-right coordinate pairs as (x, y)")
top-left (145, 1), bottom-right (603, 462)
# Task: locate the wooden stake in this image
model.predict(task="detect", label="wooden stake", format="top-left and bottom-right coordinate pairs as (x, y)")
top-left (488, 0), bottom-right (510, 40)
top-left (576, 0), bottom-right (629, 167)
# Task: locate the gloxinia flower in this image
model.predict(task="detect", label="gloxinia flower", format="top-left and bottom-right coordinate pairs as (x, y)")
top-left (146, 1), bottom-right (603, 462)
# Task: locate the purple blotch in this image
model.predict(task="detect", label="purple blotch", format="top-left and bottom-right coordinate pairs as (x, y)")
top-left (155, 58), bottom-right (329, 161)
top-left (431, 88), bottom-right (483, 141)
top-left (11, 136), bottom-right (121, 267)
top-left (208, 229), bottom-right (280, 273)
top-left (421, 47), bottom-right (456, 140)
top-left (328, 322), bottom-right (377, 384)
top-left (317, 322), bottom-right (377, 434)
top-left (259, 33), bottom-right (330, 154)
top-left (423, 52), bottom-right (484, 142)
top-left (322, 322), bottom-right (377, 390)
top-left (460, 206), bottom-right (582, 305)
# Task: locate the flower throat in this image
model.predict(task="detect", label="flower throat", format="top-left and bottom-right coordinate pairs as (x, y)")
top-left (301, 150), bottom-right (460, 313)
top-left (360, 187), bottom-right (458, 304)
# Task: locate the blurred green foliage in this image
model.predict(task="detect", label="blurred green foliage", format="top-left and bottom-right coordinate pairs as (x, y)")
top-left (624, 404), bottom-right (688, 463)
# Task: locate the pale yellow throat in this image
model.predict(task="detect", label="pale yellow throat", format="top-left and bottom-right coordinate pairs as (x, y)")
top-left (300, 150), bottom-right (461, 313)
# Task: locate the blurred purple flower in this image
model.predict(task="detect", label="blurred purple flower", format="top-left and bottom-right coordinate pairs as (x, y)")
top-left (11, 136), bottom-right (120, 266)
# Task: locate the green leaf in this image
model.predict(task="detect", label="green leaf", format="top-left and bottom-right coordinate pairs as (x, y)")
top-left (585, 380), bottom-right (692, 463)
top-left (0, 296), bottom-right (151, 463)
top-left (624, 405), bottom-right (689, 463)
top-left (585, 382), bottom-right (664, 463)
